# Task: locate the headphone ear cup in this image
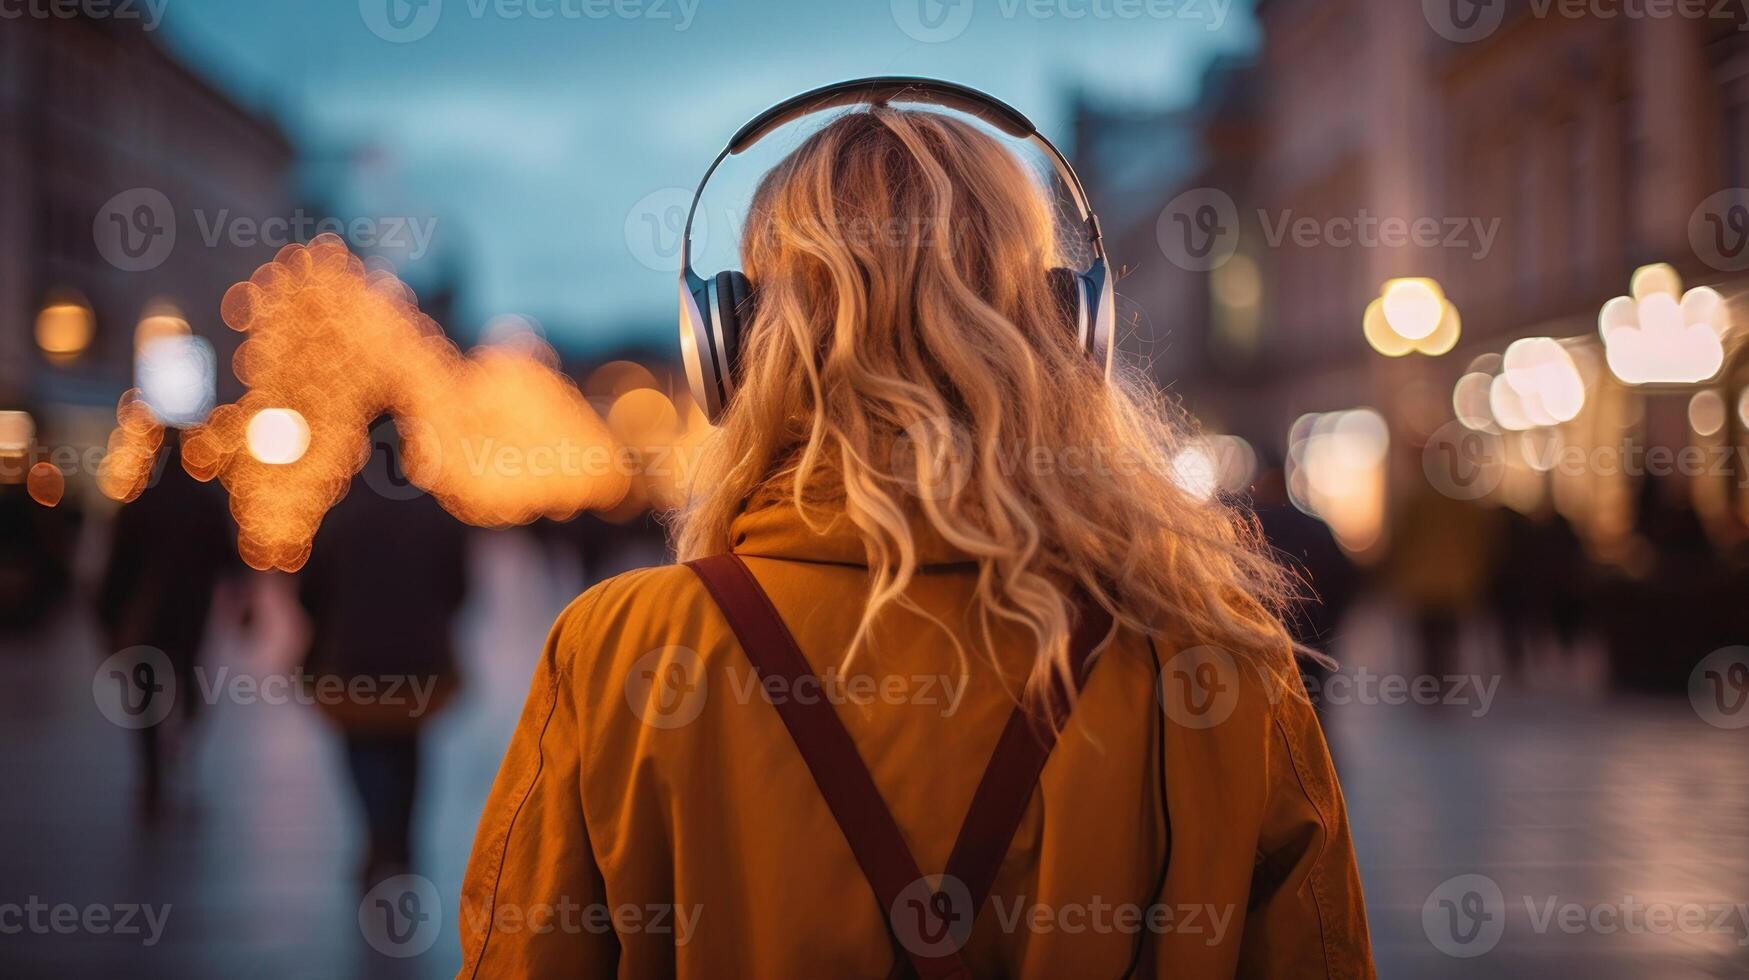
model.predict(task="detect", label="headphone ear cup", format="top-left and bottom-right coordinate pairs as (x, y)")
top-left (713, 270), bottom-right (753, 388)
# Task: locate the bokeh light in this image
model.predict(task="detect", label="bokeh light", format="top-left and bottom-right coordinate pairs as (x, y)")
top-left (1689, 389), bottom-right (1726, 437)
top-left (26, 462), bottom-right (64, 507)
top-left (1380, 278), bottom-right (1443, 340)
top-left (1286, 408), bottom-right (1389, 552)
top-left (1364, 278), bottom-right (1459, 357)
top-left (0, 410), bottom-right (34, 454)
top-left (1598, 264), bottom-right (1728, 385)
top-left (96, 390), bottom-right (164, 504)
top-left (137, 335), bottom-right (217, 427)
top-left (101, 234), bottom-right (638, 570)
top-left (1452, 371), bottom-right (1495, 431)
top-left (135, 301), bottom-right (192, 350)
top-left (1499, 337), bottom-right (1586, 427)
top-left (246, 408), bottom-right (311, 465)
top-left (36, 295), bottom-right (94, 361)
top-left (1170, 434), bottom-right (1258, 501)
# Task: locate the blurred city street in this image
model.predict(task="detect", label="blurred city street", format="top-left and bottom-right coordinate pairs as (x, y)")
top-left (0, 529), bottom-right (573, 979)
top-left (8, 0), bottom-right (1749, 976)
top-left (1, 531), bottom-right (1745, 978)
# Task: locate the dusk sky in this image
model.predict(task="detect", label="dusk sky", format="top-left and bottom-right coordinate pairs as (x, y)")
top-left (156, 0), bottom-right (1257, 351)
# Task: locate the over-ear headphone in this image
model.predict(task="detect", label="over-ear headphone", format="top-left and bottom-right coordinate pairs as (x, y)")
top-left (678, 76), bottom-right (1115, 422)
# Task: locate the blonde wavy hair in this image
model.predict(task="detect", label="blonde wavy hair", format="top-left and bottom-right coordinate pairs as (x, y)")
top-left (675, 106), bottom-right (1298, 706)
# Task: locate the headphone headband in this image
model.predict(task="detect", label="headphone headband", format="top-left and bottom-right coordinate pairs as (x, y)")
top-left (727, 77), bottom-right (1035, 151)
top-left (677, 77), bottom-right (1117, 424)
top-left (680, 76), bottom-right (1103, 270)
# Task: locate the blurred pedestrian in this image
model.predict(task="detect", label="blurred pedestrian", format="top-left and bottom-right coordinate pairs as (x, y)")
top-left (1250, 459), bottom-right (1358, 654)
top-left (1490, 502), bottom-right (1587, 679)
top-left (295, 419), bottom-right (469, 885)
top-left (1385, 480), bottom-right (1500, 679)
top-left (1250, 459), bottom-right (1358, 724)
top-left (0, 409), bottom-right (84, 631)
top-left (96, 433), bottom-right (235, 817)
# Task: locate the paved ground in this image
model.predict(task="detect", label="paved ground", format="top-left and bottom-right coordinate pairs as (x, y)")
top-left (1, 532), bottom-right (1745, 978)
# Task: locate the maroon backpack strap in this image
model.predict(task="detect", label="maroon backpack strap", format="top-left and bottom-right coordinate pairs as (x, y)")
top-left (942, 598), bottom-right (1111, 923)
top-left (687, 553), bottom-right (1110, 978)
top-left (688, 553), bottom-right (970, 980)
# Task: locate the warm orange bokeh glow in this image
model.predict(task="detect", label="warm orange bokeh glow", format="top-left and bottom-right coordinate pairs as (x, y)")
top-left (96, 390), bottom-right (165, 503)
top-left (245, 408), bottom-right (311, 465)
top-left (36, 297), bottom-right (95, 360)
top-left (135, 300), bottom-right (192, 350)
top-left (92, 236), bottom-right (727, 569)
top-left (26, 462), bottom-right (64, 507)
top-left (110, 234), bottom-right (635, 571)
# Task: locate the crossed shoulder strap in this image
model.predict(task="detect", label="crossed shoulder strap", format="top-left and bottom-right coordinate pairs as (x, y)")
top-left (686, 553), bottom-right (1111, 979)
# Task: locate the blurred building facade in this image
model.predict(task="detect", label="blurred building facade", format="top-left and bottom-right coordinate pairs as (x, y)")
top-left (1086, 0), bottom-right (1749, 554)
top-left (0, 15), bottom-right (293, 424)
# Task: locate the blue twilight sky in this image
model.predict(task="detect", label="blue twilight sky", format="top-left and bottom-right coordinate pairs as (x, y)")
top-left (155, 0), bottom-right (1256, 352)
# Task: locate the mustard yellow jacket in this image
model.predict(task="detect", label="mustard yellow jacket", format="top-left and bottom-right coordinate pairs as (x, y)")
top-left (459, 495), bottom-right (1374, 978)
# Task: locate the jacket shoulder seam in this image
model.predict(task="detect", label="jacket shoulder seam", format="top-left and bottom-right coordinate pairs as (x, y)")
top-left (1272, 707), bottom-right (1338, 977)
top-left (459, 584), bottom-right (608, 977)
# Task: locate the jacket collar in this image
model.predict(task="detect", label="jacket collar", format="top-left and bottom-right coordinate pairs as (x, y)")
top-left (728, 488), bottom-right (974, 569)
